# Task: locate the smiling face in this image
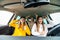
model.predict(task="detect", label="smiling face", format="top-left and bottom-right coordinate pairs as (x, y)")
top-left (38, 17), bottom-right (43, 24)
top-left (20, 18), bottom-right (25, 23)
top-left (30, 17), bottom-right (34, 21)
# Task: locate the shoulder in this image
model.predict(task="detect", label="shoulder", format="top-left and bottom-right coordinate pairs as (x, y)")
top-left (44, 24), bottom-right (48, 28)
top-left (33, 23), bottom-right (36, 25)
top-left (32, 23), bottom-right (36, 27)
top-left (44, 24), bottom-right (46, 26)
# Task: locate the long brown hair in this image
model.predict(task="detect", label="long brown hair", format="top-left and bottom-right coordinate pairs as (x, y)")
top-left (19, 17), bottom-right (27, 28)
top-left (36, 16), bottom-right (45, 32)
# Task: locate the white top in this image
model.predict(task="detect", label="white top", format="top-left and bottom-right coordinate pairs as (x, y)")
top-left (31, 24), bottom-right (48, 37)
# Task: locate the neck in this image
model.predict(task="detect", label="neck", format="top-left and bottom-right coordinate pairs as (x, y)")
top-left (39, 23), bottom-right (42, 24)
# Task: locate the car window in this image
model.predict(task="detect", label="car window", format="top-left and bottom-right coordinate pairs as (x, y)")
top-left (0, 10), bottom-right (14, 25)
top-left (50, 12), bottom-right (60, 25)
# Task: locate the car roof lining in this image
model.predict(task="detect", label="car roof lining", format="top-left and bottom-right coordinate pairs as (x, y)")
top-left (0, 0), bottom-right (60, 17)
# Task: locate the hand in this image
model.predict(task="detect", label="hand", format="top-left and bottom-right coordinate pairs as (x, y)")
top-left (26, 15), bottom-right (30, 18)
top-left (34, 13), bottom-right (38, 19)
top-left (40, 31), bottom-right (45, 35)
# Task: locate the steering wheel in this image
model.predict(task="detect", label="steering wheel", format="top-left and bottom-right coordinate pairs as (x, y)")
top-left (47, 23), bottom-right (60, 36)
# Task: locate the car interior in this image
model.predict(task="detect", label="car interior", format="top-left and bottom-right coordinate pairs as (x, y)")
top-left (0, 0), bottom-right (60, 37)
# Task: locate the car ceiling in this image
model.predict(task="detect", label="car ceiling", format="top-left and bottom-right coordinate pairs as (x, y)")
top-left (0, 0), bottom-right (60, 17)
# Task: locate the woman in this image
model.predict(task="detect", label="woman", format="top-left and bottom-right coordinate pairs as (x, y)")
top-left (28, 17), bottom-right (35, 30)
top-left (31, 16), bottom-right (48, 37)
top-left (9, 17), bottom-right (31, 36)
